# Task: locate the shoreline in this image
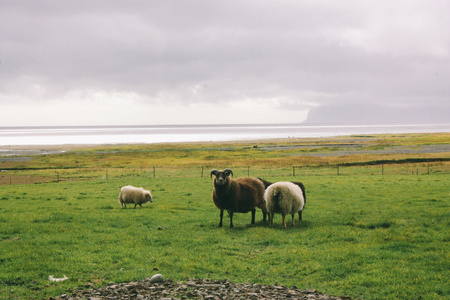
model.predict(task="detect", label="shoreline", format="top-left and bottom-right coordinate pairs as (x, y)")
top-left (1, 133), bottom-right (450, 158)
top-left (2, 123), bottom-right (449, 150)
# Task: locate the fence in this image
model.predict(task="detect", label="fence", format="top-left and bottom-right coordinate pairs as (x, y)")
top-left (1, 161), bottom-right (449, 186)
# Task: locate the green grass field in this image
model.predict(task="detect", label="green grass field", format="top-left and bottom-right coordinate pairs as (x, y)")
top-left (0, 134), bottom-right (449, 299)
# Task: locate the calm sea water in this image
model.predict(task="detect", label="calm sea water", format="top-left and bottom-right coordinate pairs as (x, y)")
top-left (0, 123), bottom-right (449, 146)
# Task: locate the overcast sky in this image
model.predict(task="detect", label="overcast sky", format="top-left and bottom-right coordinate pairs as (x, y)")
top-left (1, 1), bottom-right (449, 126)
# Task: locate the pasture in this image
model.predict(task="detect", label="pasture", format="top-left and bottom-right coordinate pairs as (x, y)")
top-left (0, 133), bottom-right (449, 299)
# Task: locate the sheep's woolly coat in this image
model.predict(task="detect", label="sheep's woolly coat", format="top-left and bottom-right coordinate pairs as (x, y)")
top-left (264, 181), bottom-right (305, 228)
top-left (212, 177), bottom-right (266, 213)
top-left (118, 185), bottom-right (153, 209)
top-left (258, 178), bottom-right (307, 206)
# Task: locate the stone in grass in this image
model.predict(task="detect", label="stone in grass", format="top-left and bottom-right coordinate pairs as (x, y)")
top-left (150, 274), bottom-right (164, 283)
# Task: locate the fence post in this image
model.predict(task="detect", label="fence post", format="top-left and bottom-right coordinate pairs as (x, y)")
top-left (337, 165), bottom-right (340, 176)
top-left (153, 166), bottom-right (156, 178)
top-left (247, 166), bottom-right (250, 177)
top-left (201, 166), bottom-right (204, 178)
top-left (56, 172), bottom-right (59, 182)
top-left (10, 174), bottom-right (12, 185)
top-left (382, 164), bottom-right (384, 175)
top-left (428, 163), bottom-right (430, 174)
top-left (293, 166), bottom-right (295, 176)
top-left (106, 169), bottom-right (108, 180)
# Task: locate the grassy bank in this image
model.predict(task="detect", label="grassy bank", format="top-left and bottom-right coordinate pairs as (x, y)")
top-left (1, 133), bottom-right (449, 185)
top-left (2, 133), bottom-right (450, 170)
top-left (0, 133), bottom-right (449, 299)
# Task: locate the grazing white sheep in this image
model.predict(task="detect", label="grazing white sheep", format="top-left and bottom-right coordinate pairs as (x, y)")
top-left (118, 185), bottom-right (153, 209)
top-left (264, 181), bottom-right (304, 228)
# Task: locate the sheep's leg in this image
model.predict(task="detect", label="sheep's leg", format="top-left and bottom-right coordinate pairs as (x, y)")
top-left (292, 213), bottom-right (295, 226)
top-left (251, 209), bottom-right (256, 225)
top-left (219, 209), bottom-right (224, 227)
top-left (229, 211), bottom-right (234, 228)
top-left (262, 210), bottom-right (267, 222)
top-left (282, 214), bottom-right (287, 229)
top-left (134, 203), bottom-right (137, 209)
top-left (269, 212), bottom-right (274, 227)
top-left (298, 210), bottom-right (303, 221)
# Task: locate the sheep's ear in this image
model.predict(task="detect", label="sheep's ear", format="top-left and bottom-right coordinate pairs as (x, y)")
top-left (224, 168), bottom-right (233, 177)
top-left (210, 169), bottom-right (219, 178)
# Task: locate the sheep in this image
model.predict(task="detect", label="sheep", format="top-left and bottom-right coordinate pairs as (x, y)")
top-left (258, 177), bottom-right (306, 220)
top-left (264, 181), bottom-right (305, 228)
top-left (210, 168), bottom-right (267, 228)
top-left (118, 185), bottom-right (153, 209)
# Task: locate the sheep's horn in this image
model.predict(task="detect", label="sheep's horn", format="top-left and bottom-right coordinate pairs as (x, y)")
top-left (224, 168), bottom-right (233, 177)
top-left (210, 169), bottom-right (219, 178)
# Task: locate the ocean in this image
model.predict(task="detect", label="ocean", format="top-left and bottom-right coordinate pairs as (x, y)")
top-left (0, 123), bottom-right (449, 146)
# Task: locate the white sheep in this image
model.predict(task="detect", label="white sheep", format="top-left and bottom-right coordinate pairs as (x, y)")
top-left (118, 185), bottom-right (153, 209)
top-left (264, 181), bottom-right (305, 228)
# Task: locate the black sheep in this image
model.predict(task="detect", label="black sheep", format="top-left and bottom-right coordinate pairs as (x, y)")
top-left (211, 168), bottom-right (267, 228)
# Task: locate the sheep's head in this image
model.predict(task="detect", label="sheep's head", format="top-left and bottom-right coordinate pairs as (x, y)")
top-left (145, 191), bottom-right (153, 203)
top-left (210, 168), bottom-right (233, 186)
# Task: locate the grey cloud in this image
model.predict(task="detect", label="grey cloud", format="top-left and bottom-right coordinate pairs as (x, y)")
top-left (1, 0), bottom-right (449, 124)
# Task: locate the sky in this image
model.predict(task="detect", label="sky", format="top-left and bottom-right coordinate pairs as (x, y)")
top-left (1, 0), bottom-right (449, 126)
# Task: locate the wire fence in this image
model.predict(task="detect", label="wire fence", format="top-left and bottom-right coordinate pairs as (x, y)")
top-left (1, 161), bottom-right (449, 185)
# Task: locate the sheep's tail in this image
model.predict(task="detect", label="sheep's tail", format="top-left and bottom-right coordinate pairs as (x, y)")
top-left (273, 190), bottom-right (282, 210)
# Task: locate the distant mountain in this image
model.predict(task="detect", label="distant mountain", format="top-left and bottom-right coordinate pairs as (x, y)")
top-left (305, 103), bottom-right (450, 124)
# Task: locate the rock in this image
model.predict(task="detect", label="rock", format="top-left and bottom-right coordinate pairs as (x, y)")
top-left (149, 273), bottom-right (164, 283)
top-left (288, 289), bottom-right (298, 295)
top-left (53, 277), bottom-right (351, 299)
